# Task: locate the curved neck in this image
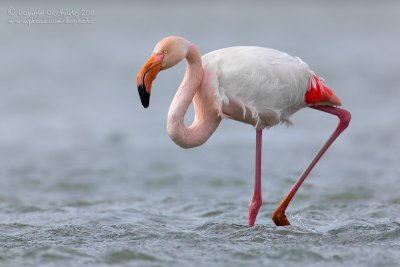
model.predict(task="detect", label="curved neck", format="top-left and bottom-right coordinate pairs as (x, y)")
top-left (167, 44), bottom-right (220, 148)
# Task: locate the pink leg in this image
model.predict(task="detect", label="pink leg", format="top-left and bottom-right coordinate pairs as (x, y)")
top-left (248, 129), bottom-right (263, 227)
top-left (272, 106), bottom-right (351, 226)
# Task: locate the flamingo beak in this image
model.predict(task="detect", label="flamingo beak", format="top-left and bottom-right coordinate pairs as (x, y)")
top-left (137, 53), bottom-right (164, 108)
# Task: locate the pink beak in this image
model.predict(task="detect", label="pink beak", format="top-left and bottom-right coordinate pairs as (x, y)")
top-left (136, 53), bottom-right (164, 108)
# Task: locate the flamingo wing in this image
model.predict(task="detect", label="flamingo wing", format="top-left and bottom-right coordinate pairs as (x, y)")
top-left (201, 46), bottom-right (335, 127)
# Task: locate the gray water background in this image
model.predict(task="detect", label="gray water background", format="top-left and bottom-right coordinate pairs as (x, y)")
top-left (1, 1), bottom-right (400, 266)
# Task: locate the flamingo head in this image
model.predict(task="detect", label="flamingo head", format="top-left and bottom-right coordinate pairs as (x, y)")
top-left (137, 36), bottom-right (189, 108)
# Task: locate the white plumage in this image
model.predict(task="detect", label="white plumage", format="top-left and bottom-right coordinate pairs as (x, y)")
top-left (202, 46), bottom-right (314, 128)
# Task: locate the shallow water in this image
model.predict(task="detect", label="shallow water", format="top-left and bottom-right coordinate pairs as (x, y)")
top-left (1, 1), bottom-right (400, 266)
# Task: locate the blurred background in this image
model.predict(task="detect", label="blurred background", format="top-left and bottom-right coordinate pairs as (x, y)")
top-left (1, 1), bottom-right (399, 266)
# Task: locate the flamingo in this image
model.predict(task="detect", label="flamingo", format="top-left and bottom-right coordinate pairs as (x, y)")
top-left (136, 36), bottom-right (351, 227)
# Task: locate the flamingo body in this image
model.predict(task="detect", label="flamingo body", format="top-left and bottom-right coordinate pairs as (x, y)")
top-left (201, 46), bottom-right (339, 128)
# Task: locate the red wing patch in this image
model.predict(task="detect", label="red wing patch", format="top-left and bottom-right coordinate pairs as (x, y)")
top-left (304, 75), bottom-right (342, 106)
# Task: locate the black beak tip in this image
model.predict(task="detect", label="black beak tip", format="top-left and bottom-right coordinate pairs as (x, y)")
top-left (137, 83), bottom-right (150, 108)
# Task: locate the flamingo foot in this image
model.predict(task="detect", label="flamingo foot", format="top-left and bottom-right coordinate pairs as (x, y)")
top-left (248, 196), bottom-right (262, 227)
top-left (271, 209), bottom-right (290, 226)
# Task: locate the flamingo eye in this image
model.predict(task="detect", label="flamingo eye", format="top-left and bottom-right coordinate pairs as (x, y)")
top-left (163, 50), bottom-right (168, 54)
